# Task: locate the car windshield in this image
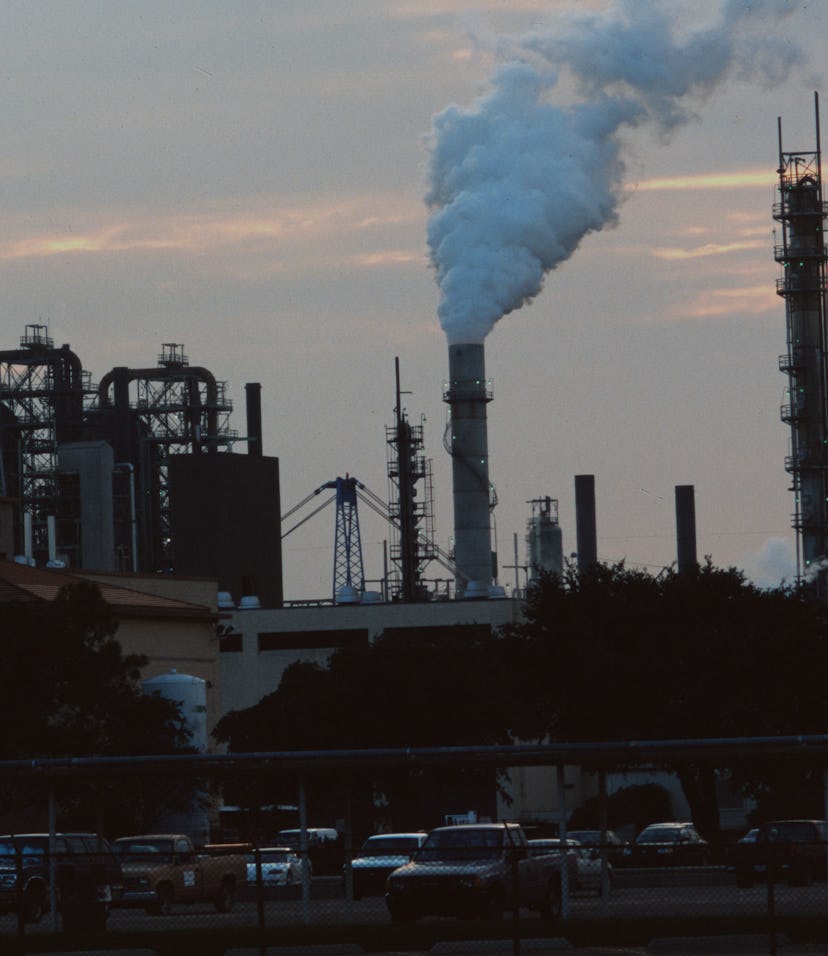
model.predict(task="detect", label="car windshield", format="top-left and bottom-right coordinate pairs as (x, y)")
top-left (529, 841), bottom-right (564, 856)
top-left (568, 831), bottom-right (599, 844)
top-left (360, 836), bottom-right (421, 856)
top-left (114, 840), bottom-right (174, 863)
top-left (0, 839), bottom-right (46, 860)
top-left (764, 822), bottom-right (819, 843)
top-left (260, 850), bottom-right (290, 863)
top-left (416, 829), bottom-right (504, 862)
top-left (637, 827), bottom-right (680, 844)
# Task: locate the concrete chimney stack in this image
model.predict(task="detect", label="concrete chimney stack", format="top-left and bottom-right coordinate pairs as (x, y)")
top-left (444, 343), bottom-right (493, 597)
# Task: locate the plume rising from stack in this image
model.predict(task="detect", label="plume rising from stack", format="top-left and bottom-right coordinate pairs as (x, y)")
top-left (425, 1), bottom-right (800, 593)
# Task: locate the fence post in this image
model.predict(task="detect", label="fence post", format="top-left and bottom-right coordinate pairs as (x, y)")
top-left (557, 763), bottom-right (569, 918)
top-left (511, 843), bottom-right (520, 956)
top-left (254, 844), bottom-right (266, 956)
top-left (14, 842), bottom-right (24, 945)
top-left (298, 774), bottom-right (311, 925)
top-left (598, 769), bottom-right (610, 907)
top-left (48, 784), bottom-right (58, 932)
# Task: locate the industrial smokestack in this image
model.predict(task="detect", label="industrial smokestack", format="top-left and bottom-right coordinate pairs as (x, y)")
top-left (574, 474), bottom-right (597, 573)
top-left (445, 343), bottom-right (493, 597)
top-left (675, 484), bottom-right (697, 574)
top-left (245, 382), bottom-right (263, 458)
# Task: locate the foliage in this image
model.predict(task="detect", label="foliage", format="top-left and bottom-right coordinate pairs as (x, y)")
top-left (502, 560), bottom-right (828, 840)
top-left (0, 580), bottom-right (191, 758)
top-left (568, 783), bottom-right (673, 834)
top-left (214, 626), bottom-right (511, 830)
top-left (0, 580), bottom-right (193, 831)
top-left (215, 560), bottom-right (828, 838)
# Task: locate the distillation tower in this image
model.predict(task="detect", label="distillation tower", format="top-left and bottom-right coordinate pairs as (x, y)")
top-left (387, 358), bottom-right (436, 601)
top-left (775, 94), bottom-right (828, 592)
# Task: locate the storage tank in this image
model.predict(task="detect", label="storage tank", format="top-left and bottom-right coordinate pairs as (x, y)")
top-left (142, 670), bottom-right (210, 844)
top-left (143, 670), bottom-right (208, 753)
top-left (525, 497), bottom-right (563, 581)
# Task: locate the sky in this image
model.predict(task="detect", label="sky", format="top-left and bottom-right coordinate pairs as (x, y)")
top-left (0, 0), bottom-right (823, 600)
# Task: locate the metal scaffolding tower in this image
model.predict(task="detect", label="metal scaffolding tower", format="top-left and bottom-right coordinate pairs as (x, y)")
top-left (775, 93), bottom-right (828, 593)
top-left (387, 358), bottom-right (435, 601)
top-left (96, 343), bottom-right (236, 570)
top-left (326, 476), bottom-right (365, 602)
top-left (0, 324), bottom-right (95, 562)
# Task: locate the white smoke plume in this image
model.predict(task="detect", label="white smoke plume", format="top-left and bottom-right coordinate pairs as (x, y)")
top-left (425, 0), bottom-right (800, 345)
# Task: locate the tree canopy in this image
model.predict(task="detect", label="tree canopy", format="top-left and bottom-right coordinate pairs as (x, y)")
top-left (214, 561), bottom-right (828, 837)
top-left (0, 579), bottom-right (196, 834)
top-left (0, 579), bottom-right (191, 760)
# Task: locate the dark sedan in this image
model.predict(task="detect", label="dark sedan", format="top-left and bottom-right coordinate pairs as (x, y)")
top-left (621, 822), bottom-right (709, 867)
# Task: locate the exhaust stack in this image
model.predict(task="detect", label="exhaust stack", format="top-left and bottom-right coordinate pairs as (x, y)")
top-left (444, 343), bottom-right (493, 597)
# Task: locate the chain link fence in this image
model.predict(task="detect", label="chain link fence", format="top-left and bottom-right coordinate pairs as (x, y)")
top-left (1, 741), bottom-right (828, 955)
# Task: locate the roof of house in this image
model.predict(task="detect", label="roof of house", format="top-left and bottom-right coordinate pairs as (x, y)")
top-left (0, 560), bottom-right (214, 621)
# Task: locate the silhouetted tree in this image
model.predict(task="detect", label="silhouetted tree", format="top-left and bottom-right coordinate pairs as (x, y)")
top-left (215, 561), bottom-right (828, 842)
top-left (502, 560), bottom-right (828, 843)
top-left (0, 579), bottom-right (193, 832)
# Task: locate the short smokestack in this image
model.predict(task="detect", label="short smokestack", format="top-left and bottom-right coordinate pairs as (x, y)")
top-left (445, 343), bottom-right (493, 596)
top-left (675, 484), bottom-right (697, 574)
top-left (245, 382), bottom-right (263, 458)
top-left (574, 474), bottom-right (597, 572)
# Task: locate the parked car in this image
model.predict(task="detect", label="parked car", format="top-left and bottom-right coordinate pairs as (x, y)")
top-left (0, 832), bottom-right (123, 929)
top-left (245, 847), bottom-right (304, 886)
top-left (621, 822), bottom-right (709, 867)
top-left (527, 837), bottom-right (583, 892)
top-left (345, 832), bottom-right (428, 899)
top-left (386, 823), bottom-right (563, 921)
top-left (276, 827), bottom-right (341, 875)
top-left (730, 820), bottom-right (828, 886)
top-left (566, 829), bottom-right (628, 866)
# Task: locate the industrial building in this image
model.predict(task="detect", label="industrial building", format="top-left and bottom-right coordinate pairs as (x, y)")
top-left (0, 327), bottom-right (282, 606)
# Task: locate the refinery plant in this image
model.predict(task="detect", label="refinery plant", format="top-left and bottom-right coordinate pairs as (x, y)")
top-left (0, 99), bottom-right (825, 604)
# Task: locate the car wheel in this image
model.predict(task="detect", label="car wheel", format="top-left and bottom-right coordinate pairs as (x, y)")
top-left (482, 886), bottom-right (505, 920)
top-left (148, 883), bottom-right (173, 916)
top-left (215, 877), bottom-right (235, 912)
top-left (735, 869), bottom-right (753, 888)
top-left (23, 884), bottom-right (45, 923)
top-left (540, 880), bottom-right (562, 919)
top-left (388, 904), bottom-right (415, 922)
top-left (790, 862), bottom-right (814, 887)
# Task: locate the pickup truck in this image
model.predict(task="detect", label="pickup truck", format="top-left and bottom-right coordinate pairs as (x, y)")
top-left (385, 822), bottom-right (562, 922)
top-left (112, 834), bottom-right (247, 914)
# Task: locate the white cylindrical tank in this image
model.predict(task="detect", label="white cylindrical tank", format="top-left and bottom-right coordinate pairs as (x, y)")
top-left (526, 497), bottom-right (563, 581)
top-left (143, 670), bottom-right (208, 754)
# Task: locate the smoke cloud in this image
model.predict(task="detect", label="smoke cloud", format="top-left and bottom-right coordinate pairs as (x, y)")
top-left (425, 0), bottom-right (800, 345)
